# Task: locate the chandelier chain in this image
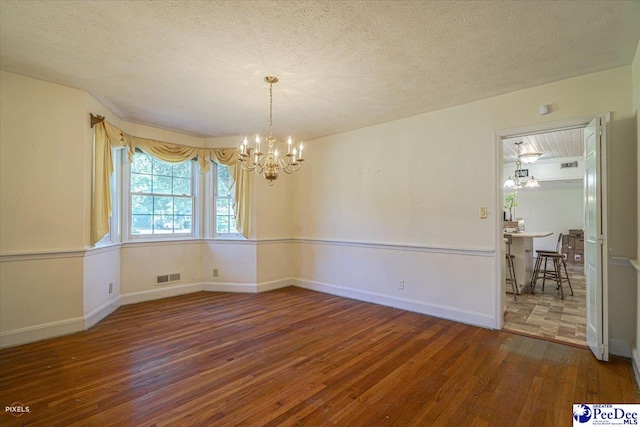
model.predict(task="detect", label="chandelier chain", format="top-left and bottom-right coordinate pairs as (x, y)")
top-left (269, 81), bottom-right (273, 141)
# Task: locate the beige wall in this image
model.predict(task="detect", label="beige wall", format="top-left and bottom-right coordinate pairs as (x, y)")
top-left (1, 72), bottom-right (87, 253)
top-left (294, 66), bottom-right (637, 347)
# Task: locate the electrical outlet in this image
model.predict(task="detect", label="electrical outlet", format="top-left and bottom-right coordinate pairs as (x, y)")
top-left (108, 282), bottom-right (113, 294)
top-left (479, 207), bottom-right (488, 219)
top-left (213, 268), bottom-right (219, 278)
top-left (398, 280), bottom-right (405, 290)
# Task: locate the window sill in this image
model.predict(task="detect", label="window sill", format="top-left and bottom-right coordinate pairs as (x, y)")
top-left (122, 237), bottom-right (201, 248)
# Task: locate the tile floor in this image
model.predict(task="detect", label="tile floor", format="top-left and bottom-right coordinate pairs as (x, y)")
top-left (503, 261), bottom-right (587, 347)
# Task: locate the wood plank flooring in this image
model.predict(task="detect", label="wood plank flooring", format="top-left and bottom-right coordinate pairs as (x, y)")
top-left (1, 287), bottom-right (638, 426)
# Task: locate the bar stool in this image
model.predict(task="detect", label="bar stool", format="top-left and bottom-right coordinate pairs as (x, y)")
top-left (530, 233), bottom-right (573, 299)
top-left (505, 235), bottom-right (517, 301)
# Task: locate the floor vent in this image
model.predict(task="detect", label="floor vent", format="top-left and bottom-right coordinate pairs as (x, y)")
top-left (156, 273), bottom-right (181, 285)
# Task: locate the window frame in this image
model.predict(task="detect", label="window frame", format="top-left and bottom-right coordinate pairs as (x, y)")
top-left (125, 150), bottom-right (198, 240)
top-left (212, 163), bottom-right (241, 238)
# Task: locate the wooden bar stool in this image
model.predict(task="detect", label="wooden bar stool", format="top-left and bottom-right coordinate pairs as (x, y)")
top-left (505, 235), bottom-right (517, 300)
top-left (530, 233), bottom-right (573, 299)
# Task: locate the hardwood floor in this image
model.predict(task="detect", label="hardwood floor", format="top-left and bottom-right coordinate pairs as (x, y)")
top-left (1, 288), bottom-right (638, 426)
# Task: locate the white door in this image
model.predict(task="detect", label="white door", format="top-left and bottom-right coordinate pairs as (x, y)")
top-left (584, 117), bottom-right (608, 361)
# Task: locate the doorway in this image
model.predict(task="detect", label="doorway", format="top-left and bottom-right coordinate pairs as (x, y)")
top-left (500, 126), bottom-right (587, 347)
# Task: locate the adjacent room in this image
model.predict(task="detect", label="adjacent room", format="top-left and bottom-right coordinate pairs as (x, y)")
top-left (1, 1), bottom-right (640, 425)
top-left (501, 127), bottom-right (588, 346)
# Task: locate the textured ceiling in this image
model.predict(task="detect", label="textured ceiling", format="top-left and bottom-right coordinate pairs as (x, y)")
top-left (1, 1), bottom-right (639, 140)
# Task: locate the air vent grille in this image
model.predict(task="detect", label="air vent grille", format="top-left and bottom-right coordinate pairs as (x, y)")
top-left (560, 161), bottom-right (578, 169)
top-left (156, 272), bottom-right (181, 285)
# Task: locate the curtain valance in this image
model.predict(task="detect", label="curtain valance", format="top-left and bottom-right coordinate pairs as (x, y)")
top-left (92, 120), bottom-right (249, 244)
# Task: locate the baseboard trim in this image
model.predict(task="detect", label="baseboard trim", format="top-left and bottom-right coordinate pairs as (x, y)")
top-left (202, 278), bottom-right (294, 293)
top-left (0, 316), bottom-right (84, 348)
top-left (0, 276), bottom-right (493, 348)
top-left (120, 283), bottom-right (204, 305)
top-left (84, 297), bottom-right (121, 330)
top-left (632, 346), bottom-right (640, 390)
top-left (609, 339), bottom-right (632, 358)
top-left (202, 282), bottom-right (257, 293)
top-left (293, 278), bottom-right (494, 329)
top-left (258, 278), bottom-right (295, 292)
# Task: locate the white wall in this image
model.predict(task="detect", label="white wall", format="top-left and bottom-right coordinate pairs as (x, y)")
top-left (506, 185), bottom-right (584, 253)
top-left (293, 66), bottom-right (637, 343)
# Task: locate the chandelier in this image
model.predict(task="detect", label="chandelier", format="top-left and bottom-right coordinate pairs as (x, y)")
top-left (504, 141), bottom-right (540, 189)
top-left (238, 76), bottom-right (304, 185)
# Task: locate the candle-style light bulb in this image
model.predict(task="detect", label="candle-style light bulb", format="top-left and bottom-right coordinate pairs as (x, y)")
top-left (293, 147), bottom-right (297, 162)
top-left (287, 136), bottom-right (292, 154)
top-left (241, 137), bottom-right (247, 155)
top-left (274, 149), bottom-right (279, 158)
top-left (255, 134), bottom-right (261, 153)
top-left (299, 142), bottom-right (304, 158)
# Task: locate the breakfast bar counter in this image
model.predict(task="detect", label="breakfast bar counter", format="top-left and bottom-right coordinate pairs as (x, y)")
top-left (504, 231), bottom-right (553, 293)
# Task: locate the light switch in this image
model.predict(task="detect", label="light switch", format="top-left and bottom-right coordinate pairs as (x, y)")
top-left (479, 207), bottom-right (488, 219)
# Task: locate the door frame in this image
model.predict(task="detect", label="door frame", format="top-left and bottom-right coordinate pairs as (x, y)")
top-left (493, 113), bottom-right (610, 333)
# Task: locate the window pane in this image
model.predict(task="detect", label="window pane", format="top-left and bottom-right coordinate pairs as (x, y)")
top-left (153, 175), bottom-right (172, 194)
top-left (131, 173), bottom-right (152, 193)
top-left (216, 215), bottom-right (229, 234)
top-left (216, 198), bottom-right (229, 215)
top-left (131, 152), bottom-right (152, 173)
top-left (130, 152), bottom-right (193, 238)
top-left (175, 215), bottom-right (192, 233)
top-left (132, 214), bottom-right (152, 234)
top-left (154, 196), bottom-right (173, 216)
top-left (230, 217), bottom-right (237, 232)
top-left (131, 195), bottom-right (153, 215)
top-left (173, 177), bottom-right (191, 195)
top-left (173, 162), bottom-right (191, 178)
top-left (174, 197), bottom-right (192, 215)
top-left (155, 215), bottom-right (173, 233)
top-left (217, 166), bottom-right (231, 195)
top-left (152, 158), bottom-right (172, 177)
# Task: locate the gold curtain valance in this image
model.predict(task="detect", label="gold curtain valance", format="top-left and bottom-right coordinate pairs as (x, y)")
top-left (92, 118), bottom-right (249, 244)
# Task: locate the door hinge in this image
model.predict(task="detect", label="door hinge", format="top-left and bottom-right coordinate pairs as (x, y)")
top-left (598, 126), bottom-right (603, 136)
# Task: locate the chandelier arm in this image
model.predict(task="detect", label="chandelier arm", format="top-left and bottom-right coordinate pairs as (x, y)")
top-left (276, 157), bottom-right (289, 169)
top-left (281, 164), bottom-right (301, 174)
top-left (240, 162), bottom-right (259, 172)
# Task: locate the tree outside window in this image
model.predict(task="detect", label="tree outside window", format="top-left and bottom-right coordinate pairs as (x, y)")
top-left (215, 164), bottom-right (237, 235)
top-left (130, 152), bottom-right (193, 235)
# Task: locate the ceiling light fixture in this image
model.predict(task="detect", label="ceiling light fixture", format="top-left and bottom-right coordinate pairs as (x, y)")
top-left (517, 142), bottom-right (543, 164)
top-left (504, 142), bottom-right (541, 190)
top-left (238, 76), bottom-right (304, 186)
